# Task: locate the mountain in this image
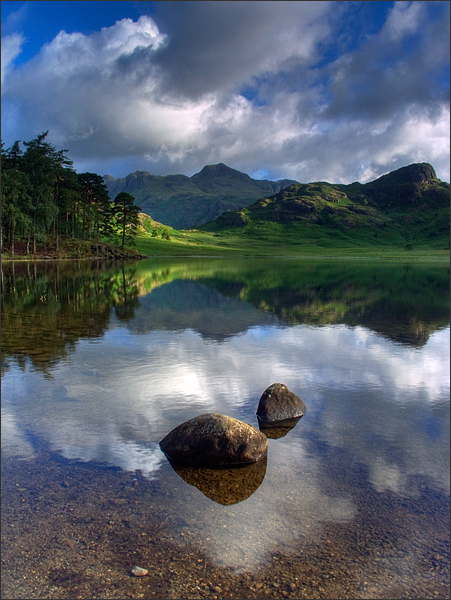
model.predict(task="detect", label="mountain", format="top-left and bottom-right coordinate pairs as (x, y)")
top-left (200, 163), bottom-right (450, 249)
top-left (103, 163), bottom-right (298, 229)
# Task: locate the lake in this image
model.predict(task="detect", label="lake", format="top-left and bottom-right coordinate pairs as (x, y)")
top-left (1, 257), bottom-right (449, 600)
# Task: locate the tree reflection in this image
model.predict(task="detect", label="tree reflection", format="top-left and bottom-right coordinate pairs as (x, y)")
top-left (1, 258), bottom-right (449, 376)
top-left (1, 260), bottom-right (141, 376)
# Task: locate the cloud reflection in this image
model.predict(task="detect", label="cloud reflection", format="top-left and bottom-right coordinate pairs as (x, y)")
top-left (1, 320), bottom-right (449, 569)
top-left (163, 437), bottom-right (356, 571)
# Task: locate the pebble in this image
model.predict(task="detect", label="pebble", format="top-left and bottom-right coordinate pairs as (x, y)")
top-left (131, 566), bottom-right (148, 577)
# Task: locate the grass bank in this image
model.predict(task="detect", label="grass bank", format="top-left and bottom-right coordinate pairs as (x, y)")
top-left (2, 230), bottom-right (448, 262)
top-left (134, 228), bottom-right (450, 261)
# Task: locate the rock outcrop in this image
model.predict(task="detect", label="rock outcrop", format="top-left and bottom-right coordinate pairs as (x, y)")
top-left (256, 383), bottom-right (306, 426)
top-left (159, 413), bottom-right (268, 466)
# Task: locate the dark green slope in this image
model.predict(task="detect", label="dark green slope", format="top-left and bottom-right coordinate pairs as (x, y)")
top-left (200, 163), bottom-right (450, 249)
top-left (103, 163), bottom-right (297, 229)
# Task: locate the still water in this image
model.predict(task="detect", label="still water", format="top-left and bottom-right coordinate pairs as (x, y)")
top-left (1, 257), bottom-right (450, 599)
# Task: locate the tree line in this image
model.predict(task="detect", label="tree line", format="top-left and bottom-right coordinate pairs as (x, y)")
top-left (1, 131), bottom-right (141, 255)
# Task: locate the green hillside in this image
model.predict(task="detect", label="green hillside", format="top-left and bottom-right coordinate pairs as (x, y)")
top-left (199, 163), bottom-right (450, 250)
top-left (103, 163), bottom-right (297, 229)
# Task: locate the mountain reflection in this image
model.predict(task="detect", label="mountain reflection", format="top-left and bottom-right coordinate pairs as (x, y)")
top-left (1, 257), bottom-right (449, 374)
top-left (2, 255), bottom-right (449, 573)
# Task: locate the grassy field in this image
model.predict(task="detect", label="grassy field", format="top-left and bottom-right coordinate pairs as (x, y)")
top-left (2, 224), bottom-right (448, 262)
top-left (134, 227), bottom-right (450, 261)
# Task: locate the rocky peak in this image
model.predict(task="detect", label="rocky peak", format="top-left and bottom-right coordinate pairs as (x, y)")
top-left (370, 163), bottom-right (438, 187)
top-left (191, 163), bottom-right (251, 182)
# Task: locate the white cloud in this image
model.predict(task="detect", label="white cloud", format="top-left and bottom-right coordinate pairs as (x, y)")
top-left (39, 15), bottom-right (166, 75)
top-left (371, 105), bottom-right (451, 175)
top-left (1, 33), bottom-right (25, 85)
top-left (384, 1), bottom-right (424, 41)
top-left (1, 1), bottom-right (449, 183)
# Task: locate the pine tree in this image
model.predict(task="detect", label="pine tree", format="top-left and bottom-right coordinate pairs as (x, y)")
top-left (1, 141), bottom-right (33, 254)
top-left (77, 173), bottom-right (112, 241)
top-left (112, 192), bottom-right (141, 248)
top-left (22, 131), bottom-right (72, 253)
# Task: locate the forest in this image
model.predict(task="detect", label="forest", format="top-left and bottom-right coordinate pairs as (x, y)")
top-left (1, 132), bottom-right (141, 255)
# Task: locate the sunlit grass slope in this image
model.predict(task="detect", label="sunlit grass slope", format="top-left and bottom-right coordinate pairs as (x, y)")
top-left (134, 225), bottom-right (449, 260)
top-left (134, 163), bottom-right (449, 260)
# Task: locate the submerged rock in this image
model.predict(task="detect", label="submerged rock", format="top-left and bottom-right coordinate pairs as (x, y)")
top-left (256, 383), bottom-right (306, 426)
top-left (159, 413), bottom-right (268, 466)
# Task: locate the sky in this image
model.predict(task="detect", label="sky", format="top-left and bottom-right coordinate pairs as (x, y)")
top-left (1, 1), bottom-right (450, 183)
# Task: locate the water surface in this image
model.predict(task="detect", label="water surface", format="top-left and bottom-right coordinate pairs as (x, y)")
top-left (1, 257), bottom-right (449, 599)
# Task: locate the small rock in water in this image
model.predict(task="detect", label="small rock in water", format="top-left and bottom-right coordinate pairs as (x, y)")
top-left (131, 566), bottom-right (148, 577)
top-left (256, 383), bottom-right (306, 425)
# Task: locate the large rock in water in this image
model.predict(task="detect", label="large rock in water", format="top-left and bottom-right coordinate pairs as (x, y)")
top-left (159, 413), bottom-right (268, 466)
top-left (256, 383), bottom-right (306, 426)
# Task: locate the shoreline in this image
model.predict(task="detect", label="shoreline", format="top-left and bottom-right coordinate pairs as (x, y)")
top-left (2, 249), bottom-right (449, 262)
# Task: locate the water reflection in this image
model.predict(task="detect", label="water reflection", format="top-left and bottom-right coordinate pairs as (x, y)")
top-left (163, 437), bottom-right (357, 571)
top-left (1, 258), bottom-right (449, 573)
top-left (1, 258), bottom-right (449, 375)
top-left (259, 416), bottom-right (302, 438)
top-left (169, 457), bottom-right (268, 505)
top-left (1, 260), bottom-right (141, 375)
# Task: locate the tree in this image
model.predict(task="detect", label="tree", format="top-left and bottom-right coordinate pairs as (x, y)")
top-left (112, 192), bottom-right (141, 248)
top-left (2, 131), bottom-right (141, 255)
top-left (1, 141), bottom-right (33, 254)
top-left (1, 170), bottom-right (33, 255)
top-left (77, 173), bottom-right (112, 240)
top-left (22, 131), bottom-right (73, 253)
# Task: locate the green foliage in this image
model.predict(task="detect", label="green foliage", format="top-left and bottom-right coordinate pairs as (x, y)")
top-left (1, 132), bottom-right (140, 256)
top-left (1, 166), bottom-right (33, 254)
top-left (142, 217), bottom-right (153, 232)
top-left (77, 172), bottom-right (112, 241)
top-left (111, 192), bottom-right (141, 248)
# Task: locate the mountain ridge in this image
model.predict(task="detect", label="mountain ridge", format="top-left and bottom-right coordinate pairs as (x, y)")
top-left (199, 162), bottom-right (450, 249)
top-left (103, 163), bottom-right (298, 229)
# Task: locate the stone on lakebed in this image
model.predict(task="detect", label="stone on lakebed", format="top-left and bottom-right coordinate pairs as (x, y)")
top-left (256, 383), bottom-right (306, 426)
top-left (131, 566), bottom-right (148, 577)
top-left (159, 413), bottom-right (268, 467)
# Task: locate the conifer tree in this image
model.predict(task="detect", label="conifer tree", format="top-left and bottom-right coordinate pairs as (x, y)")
top-left (112, 192), bottom-right (141, 248)
top-left (22, 131), bottom-right (72, 252)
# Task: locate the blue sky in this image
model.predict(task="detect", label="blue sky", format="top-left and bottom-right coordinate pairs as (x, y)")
top-left (1, 1), bottom-right (449, 183)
